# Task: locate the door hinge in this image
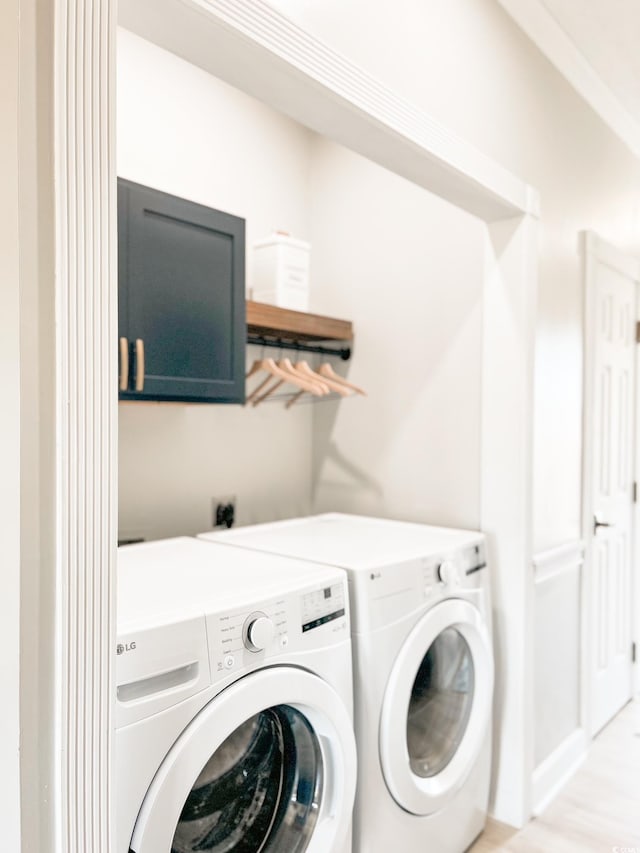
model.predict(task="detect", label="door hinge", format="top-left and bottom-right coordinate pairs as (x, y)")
top-left (633, 642), bottom-right (637, 664)
top-left (634, 482), bottom-right (638, 503)
top-left (636, 321), bottom-right (640, 343)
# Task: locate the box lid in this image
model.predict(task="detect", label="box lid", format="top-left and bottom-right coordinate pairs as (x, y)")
top-left (254, 232), bottom-right (311, 251)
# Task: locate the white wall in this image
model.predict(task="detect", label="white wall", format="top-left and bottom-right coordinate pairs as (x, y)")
top-left (269, 0), bottom-right (640, 778)
top-left (117, 29), bottom-right (316, 540)
top-left (5, 1), bottom-right (63, 847)
top-left (308, 137), bottom-right (485, 527)
top-left (534, 567), bottom-right (581, 764)
top-left (268, 0), bottom-right (640, 556)
top-left (117, 28), bottom-right (486, 541)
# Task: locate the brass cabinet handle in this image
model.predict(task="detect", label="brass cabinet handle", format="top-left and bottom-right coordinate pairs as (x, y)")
top-left (135, 338), bottom-right (145, 392)
top-left (119, 337), bottom-right (129, 391)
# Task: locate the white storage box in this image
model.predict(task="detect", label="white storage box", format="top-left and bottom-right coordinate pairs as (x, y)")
top-left (252, 233), bottom-right (311, 311)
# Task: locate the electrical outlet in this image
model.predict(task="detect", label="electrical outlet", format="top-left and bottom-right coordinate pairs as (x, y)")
top-left (212, 495), bottom-right (236, 529)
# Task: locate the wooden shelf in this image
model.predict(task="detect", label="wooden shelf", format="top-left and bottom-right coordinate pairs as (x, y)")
top-left (246, 300), bottom-right (353, 343)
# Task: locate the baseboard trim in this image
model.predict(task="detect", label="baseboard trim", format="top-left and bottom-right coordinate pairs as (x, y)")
top-left (532, 727), bottom-right (588, 815)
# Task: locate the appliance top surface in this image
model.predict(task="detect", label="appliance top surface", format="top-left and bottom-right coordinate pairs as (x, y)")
top-left (117, 536), bottom-right (345, 628)
top-left (208, 513), bottom-right (483, 571)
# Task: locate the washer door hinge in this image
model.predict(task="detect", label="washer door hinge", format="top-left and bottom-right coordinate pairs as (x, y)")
top-left (632, 642), bottom-right (637, 664)
top-left (633, 482), bottom-right (637, 503)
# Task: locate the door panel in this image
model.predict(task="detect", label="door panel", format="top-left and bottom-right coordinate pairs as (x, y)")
top-left (133, 214), bottom-right (233, 379)
top-left (118, 179), bottom-right (245, 403)
top-left (379, 599), bottom-right (492, 816)
top-left (130, 668), bottom-right (356, 853)
top-left (586, 241), bottom-right (636, 735)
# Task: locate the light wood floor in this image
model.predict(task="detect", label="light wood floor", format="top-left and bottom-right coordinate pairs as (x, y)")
top-left (470, 701), bottom-right (640, 852)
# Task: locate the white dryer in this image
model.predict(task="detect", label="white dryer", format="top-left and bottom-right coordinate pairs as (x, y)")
top-left (200, 514), bottom-right (494, 853)
top-left (116, 537), bottom-right (357, 853)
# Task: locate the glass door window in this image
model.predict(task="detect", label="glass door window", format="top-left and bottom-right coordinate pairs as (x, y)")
top-left (171, 705), bottom-right (323, 853)
top-left (406, 627), bottom-right (474, 778)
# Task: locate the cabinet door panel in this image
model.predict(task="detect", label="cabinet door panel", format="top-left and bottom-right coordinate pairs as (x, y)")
top-left (119, 180), bottom-right (245, 403)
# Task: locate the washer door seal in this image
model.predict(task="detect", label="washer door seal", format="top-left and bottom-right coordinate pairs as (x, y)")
top-left (379, 599), bottom-right (493, 816)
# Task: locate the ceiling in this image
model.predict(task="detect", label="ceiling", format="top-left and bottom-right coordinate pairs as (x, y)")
top-left (540, 0), bottom-right (640, 122)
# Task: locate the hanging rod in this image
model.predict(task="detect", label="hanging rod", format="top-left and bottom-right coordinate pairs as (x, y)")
top-left (247, 334), bottom-right (351, 361)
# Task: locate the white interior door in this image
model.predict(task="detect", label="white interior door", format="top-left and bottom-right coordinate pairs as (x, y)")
top-left (584, 234), bottom-right (639, 736)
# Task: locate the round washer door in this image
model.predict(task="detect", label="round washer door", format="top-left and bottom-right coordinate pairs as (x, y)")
top-left (131, 666), bottom-right (357, 853)
top-left (379, 599), bottom-right (493, 816)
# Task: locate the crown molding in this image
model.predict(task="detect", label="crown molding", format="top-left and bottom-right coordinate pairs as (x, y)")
top-left (497, 0), bottom-right (640, 160)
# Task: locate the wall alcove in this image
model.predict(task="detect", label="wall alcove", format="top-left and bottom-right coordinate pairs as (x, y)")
top-left (44, 1), bottom-right (540, 850)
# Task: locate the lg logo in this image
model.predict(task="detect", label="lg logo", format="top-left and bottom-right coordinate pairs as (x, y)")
top-left (116, 641), bottom-right (137, 655)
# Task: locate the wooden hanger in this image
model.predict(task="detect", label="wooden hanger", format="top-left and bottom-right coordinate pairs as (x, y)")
top-left (278, 357), bottom-right (331, 395)
top-left (245, 358), bottom-right (266, 380)
top-left (253, 374), bottom-right (326, 406)
top-left (293, 360), bottom-right (350, 396)
top-left (318, 362), bottom-right (367, 395)
top-left (284, 359), bottom-right (351, 408)
top-left (244, 355), bottom-right (276, 402)
top-left (246, 357), bottom-right (326, 406)
top-left (260, 357), bottom-right (331, 407)
top-left (250, 378), bottom-right (285, 406)
top-left (245, 357), bottom-right (280, 405)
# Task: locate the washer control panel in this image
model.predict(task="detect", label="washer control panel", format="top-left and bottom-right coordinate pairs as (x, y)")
top-left (301, 583), bottom-right (346, 633)
top-left (243, 612), bottom-right (276, 652)
top-left (212, 597), bottom-right (288, 677)
top-left (208, 579), bottom-right (348, 681)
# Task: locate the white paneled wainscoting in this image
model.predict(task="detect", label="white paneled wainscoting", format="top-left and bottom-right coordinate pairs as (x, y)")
top-left (532, 541), bottom-right (587, 814)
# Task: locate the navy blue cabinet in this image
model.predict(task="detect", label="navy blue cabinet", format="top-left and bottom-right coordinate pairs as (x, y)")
top-left (118, 179), bottom-right (245, 403)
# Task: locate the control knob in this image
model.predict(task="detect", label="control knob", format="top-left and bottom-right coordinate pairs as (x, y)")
top-left (437, 561), bottom-right (457, 586)
top-left (244, 615), bottom-right (275, 652)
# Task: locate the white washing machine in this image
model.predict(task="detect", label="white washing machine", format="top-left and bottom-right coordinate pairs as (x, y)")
top-left (116, 536), bottom-right (357, 853)
top-left (200, 514), bottom-right (494, 853)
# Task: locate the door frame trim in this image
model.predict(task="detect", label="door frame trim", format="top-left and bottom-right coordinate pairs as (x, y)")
top-left (635, 275), bottom-right (640, 698)
top-left (581, 230), bottom-right (640, 736)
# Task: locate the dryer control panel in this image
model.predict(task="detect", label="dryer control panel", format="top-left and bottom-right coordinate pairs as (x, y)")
top-left (422, 542), bottom-right (487, 600)
top-left (350, 538), bottom-right (487, 634)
